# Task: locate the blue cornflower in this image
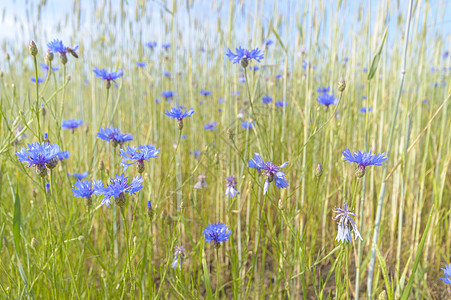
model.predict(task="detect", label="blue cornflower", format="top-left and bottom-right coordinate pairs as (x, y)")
top-left (218, 98), bottom-right (226, 104)
top-left (97, 126), bottom-right (133, 147)
top-left (250, 66), bottom-right (259, 71)
top-left (363, 67), bottom-right (368, 73)
top-left (16, 142), bottom-right (62, 177)
top-left (360, 106), bottom-right (373, 113)
top-left (181, 135), bottom-right (187, 140)
top-left (225, 176), bottom-right (238, 198)
top-left (226, 46), bottom-right (264, 68)
top-left (204, 121), bottom-right (217, 131)
top-left (94, 173), bottom-right (143, 207)
top-left (146, 41), bottom-right (157, 49)
top-left (317, 86), bottom-right (330, 93)
top-left (171, 246), bottom-right (186, 269)
top-left (422, 99), bottom-right (428, 104)
top-left (264, 40), bottom-right (274, 47)
top-left (248, 153), bottom-right (289, 195)
top-left (69, 171), bottom-right (89, 180)
top-left (120, 145), bottom-right (160, 172)
top-left (57, 150), bottom-right (71, 161)
top-left (241, 121), bottom-right (254, 129)
top-left (47, 39), bottom-right (79, 62)
top-left (93, 67), bottom-right (123, 89)
top-left (275, 101), bottom-right (288, 107)
top-left (45, 182), bottom-right (50, 193)
top-left (136, 62), bottom-right (147, 67)
top-left (62, 119), bottom-right (83, 131)
top-left (317, 93), bottom-right (338, 107)
top-left (262, 96), bottom-right (273, 104)
top-left (200, 89), bottom-right (211, 96)
top-left (194, 174), bottom-right (208, 189)
top-left (165, 106), bottom-right (194, 130)
top-left (275, 74), bottom-right (282, 79)
top-left (440, 264), bottom-right (451, 285)
top-left (40, 63), bottom-right (59, 73)
top-left (443, 51), bottom-right (449, 59)
top-left (162, 43), bottom-right (171, 50)
top-left (164, 71), bottom-right (171, 77)
top-left (161, 90), bottom-right (173, 100)
top-left (72, 179), bottom-right (98, 206)
top-left (31, 77), bottom-right (44, 84)
top-left (203, 223), bottom-right (232, 246)
top-left (191, 150), bottom-right (201, 159)
top-left (342, 148), bottom-right (387, 177)
top-left (333, 203), bottom-right (362, 243)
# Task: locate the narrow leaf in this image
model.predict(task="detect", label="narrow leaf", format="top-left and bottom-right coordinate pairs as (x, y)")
top-left (400, 205), bottom-right (434, 300)
top-left (201, 242), bottom-right (213, 299)
top-left (375, 245), bottom-right (393, 300)
top-left (368, 26), bottom-right (388, 80)
top-left (13, 186), bottom-right (21, 251)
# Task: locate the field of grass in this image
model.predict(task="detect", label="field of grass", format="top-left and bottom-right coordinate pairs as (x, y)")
top-left (0, 0), bottom-right (450, 299)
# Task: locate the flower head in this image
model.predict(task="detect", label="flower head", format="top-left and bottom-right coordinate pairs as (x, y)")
top-left (200, 89), bottom-right (211, 96)
top-left (165, 107), bottom-right (194, 130)
top-left (360, 106), bottom-right (373, 113)
top-left (440, 264), bottom-right (451, 285)
top-left (342, 148), bottom-right (387, 177)
top-left (317, 86), bottom-right (330, 93)
top-left (62, 119), bottom-right (83, 131)
top-left (94, 173), bottom-right (143, 207)
top-left (47, 39), bottom-right (78, 58)
top-left (40, 63), bottom-right (59, 73)
top-left (136, 62), bottom-right (147, 67)
top-left (162, 43), bottom-right (171, 50)
top-left (72, 179), bottom-right (98, 207)
top-left (317, 93), bottom-right (338, 107)
top-left (194, 174), bottom-right (208, 189)
top-left (226, 46), bottom-right (264, 68)
top-left (31, 77), bottom-right (44, 84)
top-left (16, 142), bottom-right (61, 177)
top-left (241, 121), bottom-right (254, 129)
top-left (204, 121), bottom-right (217, 131)
top-left (248, 153), bottom-right (289, 195)
top-left (57, 150), bottom-right (70, 161)
top-left (120, 145), bottom-right (160, 172)
top-left (275, 101), bottom-right (288, 107)
top-left (97, 126), bottom-right (133, 147)
top-left (333, 203), bottom-right (362, 243)
top-left (262, 96), bottom-right (273, 104)
top-left (93, 67), bottom-right (123, 88)
top-left (225, 176), bottom-right (238, 198)
top-left (171, 246), bottom-right (186, 269)
top-left (161, 90), bottom-right (173, 99)
top-left (146, 41), bottom-right (157, 49)
top-left (69, 171), bottom-right (89, 180)
top-left (203, 223), bottom-right (232, 246)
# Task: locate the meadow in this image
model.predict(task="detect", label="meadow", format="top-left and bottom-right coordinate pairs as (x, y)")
top-left (0, 0), bottom-right (450, 299)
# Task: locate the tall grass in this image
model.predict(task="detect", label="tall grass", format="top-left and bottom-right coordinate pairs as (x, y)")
top-left (0, 0), bottom-right (450, 299)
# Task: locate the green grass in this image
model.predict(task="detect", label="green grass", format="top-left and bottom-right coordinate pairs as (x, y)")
top-left (0, 0), bottom-right (450, 299)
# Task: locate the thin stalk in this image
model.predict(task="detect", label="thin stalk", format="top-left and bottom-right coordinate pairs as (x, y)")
top-left (367, 0), bottom-right (414, 295)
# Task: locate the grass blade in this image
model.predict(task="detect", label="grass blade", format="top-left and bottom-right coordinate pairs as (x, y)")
top-left (367, 26), bottom-right (388, 80)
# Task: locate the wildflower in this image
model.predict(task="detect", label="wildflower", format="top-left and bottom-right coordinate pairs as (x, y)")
top-left (250, 66), bottom-right (259, 71)
top-left (62, 119), bottom-right (83, 131)
top-left (226, 46), bottom-right (264, 68)
top-left (317, 93), bottom-right (338, 107)
top-left (146, 41), bottom-right (157, 49)
top-left (171, 246), bottom-right (186, 269)
top-left (72, 179), bottom-right (98, 207)
top-left (440, 264), bottom-right (451, 285)
top-left (162, 43), bottom-right (171, 50)
top-left (47, 39), bottom-right (79, 59)
top-left (342, 148), bottom-right (387, 178)
top-left (262, 96), bottom-right (273, 104)
top-left (93, 67), bottom-right (123, 89)
top-left (45, 183), bottom-right (50, 193)
top-left (275, 74), bottom-right (282, 79)
top-left (204, 121), bottom-right (217, 131)
top-left (94, 173), bottom-right (143, 207)
top-left (225, 176), bottom-right (238, 198)
top-left (275, 101), bottom-right (288, 107)
top-left (264, 40), bottom-right (274, 47)
top-left (317, 87), bottom-right (330, 93)
top-left (237, 109), bottom-right (244, 119)
top-left (363, 67), bottom-right (368, 73)
top-left (200, 89), bottom-right (211, 96)
top-left (333, 203), bottom-right (362, 243)
top-left (248, 153), bottom-right (289, 195)
top-left (57, 150), bottom-right (71, 161)
top-left (40, 63), bottom-right (59, 73)
top-left (191, 150), bottom-right (201, 159)
top-left (30, 77), bottom-right (44, 84)
top-left (422, 99), bottom-right (428, 104)
top-left (194, 174), bottom-right (208, 189)
top-left (16, 142), bottom-right (61, 177)
top-left (241, 121), bottom-right (254, 129)
top-left (165, 106), bottom-right (194, 130)
top-left (238, 75), bottom-right (246, 82)
top-left (360, 106), bottom-right (373, 113)
top-left (203, 223), bottom-right (232, 247)
top-left (164, 71), bottom-right (171, 77)
top-left (147, 200), bottom-right (154, 220)
top-left (136, 62), bottom-right (147, 67)
top-left (120, 145), bottom-right (160, 173)
top-left (218, 98), bottom-right (226, 104)
top-left (161, 90), bottom-right (173, 100)
top-left (69, 171), bottom-right (89, 180)
top-left (315, 163), bottom-right (323, 178)
top-left (97, 126), bottom-right (133, 147)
